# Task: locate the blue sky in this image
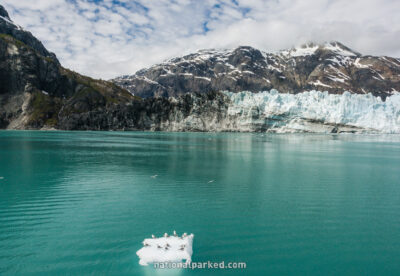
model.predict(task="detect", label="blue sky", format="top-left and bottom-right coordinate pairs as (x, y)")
top-left (2, 0), bottom-right (400, 79)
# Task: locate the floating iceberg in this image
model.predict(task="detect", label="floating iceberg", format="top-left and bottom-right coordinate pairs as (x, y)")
top-left (136, 232), bottom-right (194, 266)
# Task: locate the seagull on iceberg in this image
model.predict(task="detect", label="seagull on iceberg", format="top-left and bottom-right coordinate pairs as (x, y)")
top-left (182, 233), bottom-right (187, 238)
top-left (164, 233), bottom-right (169, 238)
top-left (152, 234), bottom-right (156, 239)
top-left (173, 230), bottom-right (177, 237)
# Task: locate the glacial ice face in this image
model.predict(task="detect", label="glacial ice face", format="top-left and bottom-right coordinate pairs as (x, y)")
top-left (110, 90), bottom-right (400, 133)
top-left (224, 90), bottom-right (400, 133)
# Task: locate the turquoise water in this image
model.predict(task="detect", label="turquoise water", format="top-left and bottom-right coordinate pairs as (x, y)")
top-left (0, 131), bottom-right (400, 275)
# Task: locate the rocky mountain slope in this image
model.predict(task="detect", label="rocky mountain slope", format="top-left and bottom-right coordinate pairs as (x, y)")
top-left (0, 6), bottom-right (56, 60)
top-left (113, 43), bottom-right (400, 99)
top-left (0, 5), bottom-right (134, 129)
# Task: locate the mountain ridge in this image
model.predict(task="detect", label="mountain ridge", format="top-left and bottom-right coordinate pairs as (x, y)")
top-left (113, 42), bottom-right (400, 99)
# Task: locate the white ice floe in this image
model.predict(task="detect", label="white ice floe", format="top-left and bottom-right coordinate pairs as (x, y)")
top-left (137, 232), bottom-right (194, 266)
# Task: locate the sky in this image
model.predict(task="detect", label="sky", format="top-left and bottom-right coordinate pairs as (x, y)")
top-left (2, 0), bottom-right (400, 79)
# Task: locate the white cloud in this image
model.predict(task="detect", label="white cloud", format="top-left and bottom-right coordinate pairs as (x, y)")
top-left (2, 0), bottom-right (400, 79)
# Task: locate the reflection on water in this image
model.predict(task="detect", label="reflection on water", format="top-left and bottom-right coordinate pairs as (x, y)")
top-left (0, 131), bottom-right (400, 275)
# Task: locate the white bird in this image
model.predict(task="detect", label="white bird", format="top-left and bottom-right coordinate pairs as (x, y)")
top-left (173, 230), bottom-right (177, 237)
top-left (182, 233), bottom-right (187, 238)
top-left (151, 174), bottom-right (158, 178)
top-left (208, 180), bottom-right (214, 183)
top-left (151, 234), bottom-right (156, 239)
top-left (164, 233), bottom-right (169, 238)
top-left (143, 241), bottom-right (149, 247)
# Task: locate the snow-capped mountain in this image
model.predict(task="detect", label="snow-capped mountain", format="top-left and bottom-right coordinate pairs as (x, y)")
top-left (1, 3), bottom-right (399, 133)
top-left (113, 42), bottom-right (400, 99)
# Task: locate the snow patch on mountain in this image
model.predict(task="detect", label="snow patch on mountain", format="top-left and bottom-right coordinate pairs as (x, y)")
top-left (0, 14), bottom-right (23, 30)
top-left (0, 15), bottom-right (12, 24)
top-left (282, 44), bottom-right (319, 57)
top-left (309, 80), bottom-right (332, 88)
top-left (324, 42), bottom-right (357, 56)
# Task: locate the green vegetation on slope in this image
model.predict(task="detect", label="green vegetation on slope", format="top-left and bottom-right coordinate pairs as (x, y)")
top-left (28, 90), bottom-right (62, 127)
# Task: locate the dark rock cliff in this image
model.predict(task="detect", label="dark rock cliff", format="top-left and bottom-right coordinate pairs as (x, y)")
top-left (0, 5), bottom-right (134, 129)
top-left (57, 91), bottom-right (229, 131)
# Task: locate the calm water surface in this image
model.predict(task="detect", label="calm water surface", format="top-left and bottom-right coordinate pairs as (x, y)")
top-left (0, 131), bottom-right (399, 275)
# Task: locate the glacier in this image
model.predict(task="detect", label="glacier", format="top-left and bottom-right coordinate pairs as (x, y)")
top-left (223, 90), bottom-right (400, 133)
